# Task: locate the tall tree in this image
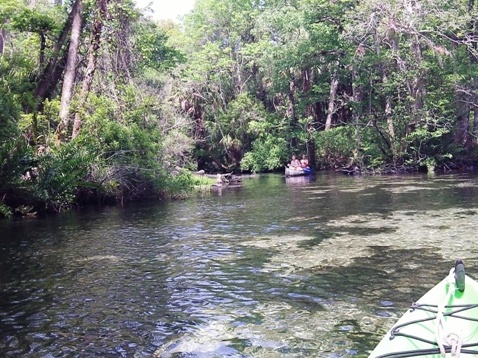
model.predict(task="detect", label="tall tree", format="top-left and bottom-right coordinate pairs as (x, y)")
top-left (56, 0), bottom-right (83, 141)
top-left (72, 0), bottom-right (109, 139)
top-left (34, 0), bottom-right (80, 109)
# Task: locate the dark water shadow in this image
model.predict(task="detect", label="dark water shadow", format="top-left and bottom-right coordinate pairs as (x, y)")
top-left (297, 228), bottom-right (338, 248)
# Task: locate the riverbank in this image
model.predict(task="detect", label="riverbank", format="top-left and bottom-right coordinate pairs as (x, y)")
top-left (4, 155), bottom-right (477, 220)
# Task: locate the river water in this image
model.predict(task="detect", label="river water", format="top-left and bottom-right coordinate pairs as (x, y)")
top-left (1, 172), bottom-right (478, 357)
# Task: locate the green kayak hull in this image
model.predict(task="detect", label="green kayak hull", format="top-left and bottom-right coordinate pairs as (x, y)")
top-left (369, 272), bottom-right (478, 357)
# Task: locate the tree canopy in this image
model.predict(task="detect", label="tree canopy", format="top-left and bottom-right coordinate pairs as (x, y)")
top-left (2, 0), bottom-right (478, 216)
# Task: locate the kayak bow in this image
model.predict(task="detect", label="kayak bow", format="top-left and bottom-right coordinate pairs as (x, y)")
top-left (369, 260), bottom-right (478, 357)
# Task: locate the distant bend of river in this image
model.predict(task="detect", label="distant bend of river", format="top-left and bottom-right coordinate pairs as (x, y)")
top-left (2, 172), bottom-right (478, 357)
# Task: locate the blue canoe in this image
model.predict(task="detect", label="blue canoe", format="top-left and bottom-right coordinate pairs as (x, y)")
top-left (285, 166), bottom-right (312, 176)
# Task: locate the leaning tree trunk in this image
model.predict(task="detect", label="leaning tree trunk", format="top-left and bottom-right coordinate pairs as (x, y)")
top-left (56, 0), bottom-right (84, 142)
top-left (72, 0), bottom-right (109, 139)
top-left (34, 0), bottom-right (81, 111)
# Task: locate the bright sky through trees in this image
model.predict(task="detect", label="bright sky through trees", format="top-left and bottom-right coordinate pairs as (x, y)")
top-left (135, 0), bottom-right (196, 21)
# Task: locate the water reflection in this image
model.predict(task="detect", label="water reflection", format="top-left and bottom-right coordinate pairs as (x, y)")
top-left (1, 173), bottom-right (478, 357)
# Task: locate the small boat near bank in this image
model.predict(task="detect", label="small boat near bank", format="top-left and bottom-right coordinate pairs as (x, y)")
top-left (285, 167), bottom-right (312, 176)
top-left (369, 260), bottom-right (478, 357)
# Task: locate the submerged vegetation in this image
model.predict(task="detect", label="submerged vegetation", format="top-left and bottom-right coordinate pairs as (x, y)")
top-left (2, 0), bottom-right (478, 217)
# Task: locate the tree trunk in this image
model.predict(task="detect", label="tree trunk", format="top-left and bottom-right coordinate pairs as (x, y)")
top-left (473, 76), bottom-right (478, 146)
top-left (409, 34), bottom-right (426, 131)
top-left (72, 0), bottom-right (109, 139)
top-left (56, 0), bottom-right (84, 141)
top-left (352, 69), bottom-right (364, 166)
top-left (288, 80), bottom-right (296, 122)
top-left (306, 134), bottom-right (316, 169)
top-left (383, 71), bottom-right (395, 159)
top-left (455, 84), bottom-right (470, 146)
top-left (379, 23), bottom-right (395, 150)
top-left (34, 0), bottom-right (81, 110)
top-left (288, 79), bottom-right (298, 148)
top-left (325, 72), bottom-right (338, 130)
top-left (39, 32), bottom-right (46, 67)
top-left (371, 14), bottom-right (395, 158)
top-left (0, 28), bottom-right (6, 55)
top-left (469, 0), bottom-right (478, 146)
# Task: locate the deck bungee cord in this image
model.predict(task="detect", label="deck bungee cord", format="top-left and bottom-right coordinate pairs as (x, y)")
top-left (435, 261), bottom-right (466, 356)
top-left (389, 304), bottom-right (478, 344)
top-left (373, 346), bottom-right (478, 358)
top-left (375, 303), bottom-right (478, 358)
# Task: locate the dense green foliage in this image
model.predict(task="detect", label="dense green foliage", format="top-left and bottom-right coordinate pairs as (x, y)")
top-left (2, 0), bottom-right (478, 217)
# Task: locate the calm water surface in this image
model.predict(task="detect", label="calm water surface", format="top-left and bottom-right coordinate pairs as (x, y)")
top-left (2, 172), bottom-right (478, 357)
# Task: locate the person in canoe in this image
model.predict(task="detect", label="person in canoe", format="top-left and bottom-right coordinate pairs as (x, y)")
top-left (300, 154), bottom-right (309, 169)
top-left (288, 155), bottom-right (301, 169)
